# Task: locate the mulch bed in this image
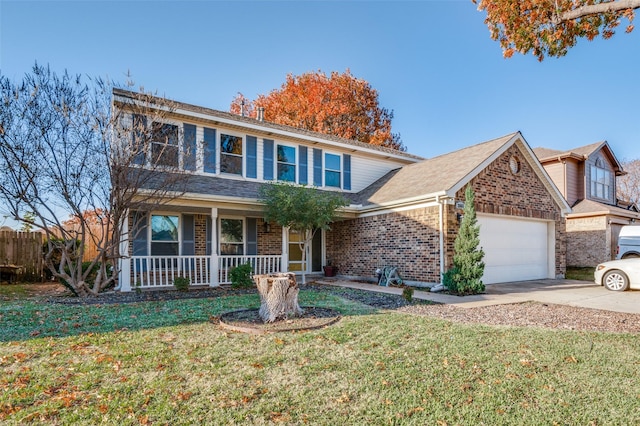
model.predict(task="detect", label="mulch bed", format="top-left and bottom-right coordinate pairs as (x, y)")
top-left (219, 307), bottom-right (341, 334)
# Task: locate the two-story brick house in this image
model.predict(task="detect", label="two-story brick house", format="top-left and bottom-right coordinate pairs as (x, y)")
top-left (114, 89), bottom-right (570, 291)
top-left (534, 142), bottom-right (639, 266)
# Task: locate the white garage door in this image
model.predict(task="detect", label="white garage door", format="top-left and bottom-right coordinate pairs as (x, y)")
top-left (477, 215), bottom-right (551, 284)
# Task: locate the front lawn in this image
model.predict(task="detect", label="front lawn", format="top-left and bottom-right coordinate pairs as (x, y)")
top-left (2, 290), bottom-right (639, 424)
top-left (566, 266), bottom-right (596, 281)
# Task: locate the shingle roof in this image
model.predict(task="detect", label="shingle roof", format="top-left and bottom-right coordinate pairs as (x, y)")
top-left (533, 141), bottom-right (625, 176)
top-left (353, 133), bottom-right (518, 206)
top-left (570, 199), bottom-right (640, 218)
top-left (533, 141), bottom-right (606, 162)
top-left (532, 147), bottom-right (563, 159)
top-left (570, 141), bottom-right (607, 157)
top-left (139, 171), bottom-right (362, 204)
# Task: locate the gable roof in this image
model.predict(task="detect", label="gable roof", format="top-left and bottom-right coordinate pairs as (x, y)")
top-left (354, 132), bottom-right (571, 214)
top-left (569, 199), bottom-right (640, 220)
top-left (353, 133), bottom-right (515, 206)
top-left (533, 141), bottom-right (626, 176)
top-left (112, 88), bottom-right (423, 163)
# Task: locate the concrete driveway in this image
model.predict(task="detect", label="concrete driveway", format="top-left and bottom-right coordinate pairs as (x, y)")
top-left (320, 279), bottom-right (640, 314)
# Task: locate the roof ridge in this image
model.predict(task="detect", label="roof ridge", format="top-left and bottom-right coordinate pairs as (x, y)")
top-left (417, 132), bottom-right (518, 163)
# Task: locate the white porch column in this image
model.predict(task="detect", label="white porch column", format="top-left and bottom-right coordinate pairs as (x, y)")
top-left (119, 211), bottom-right (132, 292)
top-left (210, 207), bottom-right (219, 286)
top-left (281, 226), bottom-right (289, 272)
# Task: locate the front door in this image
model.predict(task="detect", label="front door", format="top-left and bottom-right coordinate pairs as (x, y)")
top-left (288, 229), bottom-right (323, 273)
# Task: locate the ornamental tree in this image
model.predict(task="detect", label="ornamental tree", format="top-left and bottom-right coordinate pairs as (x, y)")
top-left (475, 0), bottom-right (640, 60)
top-left (258, 182), bottom-right (348, 285)
top-left (231, 70), bottom-right (405, 151)
top-left (445, 185), bottom-right (486, 295)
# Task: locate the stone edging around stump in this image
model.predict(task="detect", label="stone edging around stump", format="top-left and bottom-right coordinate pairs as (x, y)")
top-left (219, 307), bottom-right (342, 335)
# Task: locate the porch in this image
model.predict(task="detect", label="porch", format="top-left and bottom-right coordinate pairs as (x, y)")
top-left (120, 254), bottom-right (284, 290)
top-left (117, 206), bottom-right (327, 291)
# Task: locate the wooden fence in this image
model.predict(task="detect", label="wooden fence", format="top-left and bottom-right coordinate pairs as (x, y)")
top-left (0, 230), bottom-right (44, 281)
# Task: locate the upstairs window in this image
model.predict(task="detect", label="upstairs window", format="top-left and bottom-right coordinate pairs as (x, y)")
top-left (220, 218), bottom-right (244, 255)
top-left (591, 161), bottom-right (611, 200)
top-left (325, 153), bottom-right (341, 188)
top-left (220, 134), bottom-right (243, 175)
top-left (277, 145), bottom-right (296, 182)
top-left (150, 122), bottom-right (179, 167)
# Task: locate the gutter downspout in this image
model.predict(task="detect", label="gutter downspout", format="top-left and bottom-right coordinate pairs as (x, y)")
top-left (429, 195), bottom-right (447, 293)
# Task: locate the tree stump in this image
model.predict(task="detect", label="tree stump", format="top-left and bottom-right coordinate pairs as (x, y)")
top-left (253, 272), bottom-right (304, 323)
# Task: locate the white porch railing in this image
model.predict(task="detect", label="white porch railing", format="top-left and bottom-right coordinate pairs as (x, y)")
top-left (218, 255), bottom-right (282, 285)
top-left (130, 255), bottom-right (283, 289)
top-left (131, 256), bottom-right (212, 289)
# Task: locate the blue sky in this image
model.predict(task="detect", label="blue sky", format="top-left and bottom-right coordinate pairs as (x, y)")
top-left (1, 0), bottom-right (639, 192)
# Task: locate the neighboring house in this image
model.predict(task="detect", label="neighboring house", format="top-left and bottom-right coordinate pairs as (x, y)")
top-left (114, 89), bottom-right (570, 291)
top-left (534, 142), bottom-right (640, 267)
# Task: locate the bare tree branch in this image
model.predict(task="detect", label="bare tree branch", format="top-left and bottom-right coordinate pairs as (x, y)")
top-left (0, 64), bottom-right (193, 297)
top-left (560, 0), bottom-right (640, 22)
top-left (618, 159), bottom-right (640, 207)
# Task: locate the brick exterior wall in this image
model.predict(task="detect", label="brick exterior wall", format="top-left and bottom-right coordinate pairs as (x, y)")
top-left (257, 219), bottom-right (283, 255)
top-left (327, 144), bottom-right (566, 283)
top-left (327, 207), bottom-right (442, 282)
top-left (565, 216), bottom-right (609, 267)
top-left (194, 214), bottom-right (207, 255)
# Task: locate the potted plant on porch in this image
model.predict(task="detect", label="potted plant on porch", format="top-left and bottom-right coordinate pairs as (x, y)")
top-left (323, 260), bottom-right (338, 277)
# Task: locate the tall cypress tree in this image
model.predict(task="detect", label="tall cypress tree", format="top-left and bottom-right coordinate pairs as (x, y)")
top-left (449, 185), bottom-right (485, 295)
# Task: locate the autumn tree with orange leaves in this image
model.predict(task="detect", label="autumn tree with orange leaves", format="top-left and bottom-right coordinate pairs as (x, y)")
top-left (231, 70), bottom-right (404, 151)
top-left (475, 0), bottom-right (639, 60)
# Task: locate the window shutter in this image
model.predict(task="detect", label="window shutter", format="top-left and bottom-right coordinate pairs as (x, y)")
top-left (313, 148), bottom-right (323, 186)
top-left (203, 127), bottom-right (216, 173)
top-left (247, 218), bottom-right (258, 255)
top-left (206, 216), bottom-right (213, 255)
top-left (132, 114), bottom-right (147, 165)
top-left (183, 124), bottom-right (196, 171)
top-left (263, 139), bottom-right (274, 180)
top-left (246, 135), bottom-right (257, 178)
top-left (131, 212), bottom-right (148, 256)
top-left (182, 214), bottom-right (195, 255)
top-left (343, 154), bottom-right (351, 190)
top-left (298, 145), bottom-right (308, 185)
top-left (131, 211), bottom-right (149, 273)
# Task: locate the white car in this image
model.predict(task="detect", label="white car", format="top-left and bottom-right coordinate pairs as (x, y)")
top-left (594, 258), bottom-right (640, 291)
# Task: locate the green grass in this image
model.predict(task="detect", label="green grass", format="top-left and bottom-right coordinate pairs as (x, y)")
top-left (2, 291), bottom-right (640, 425)
top-left (0, 283), bottom-right (32, 299)
top-left (566, 267), bottom-right (596, 281)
